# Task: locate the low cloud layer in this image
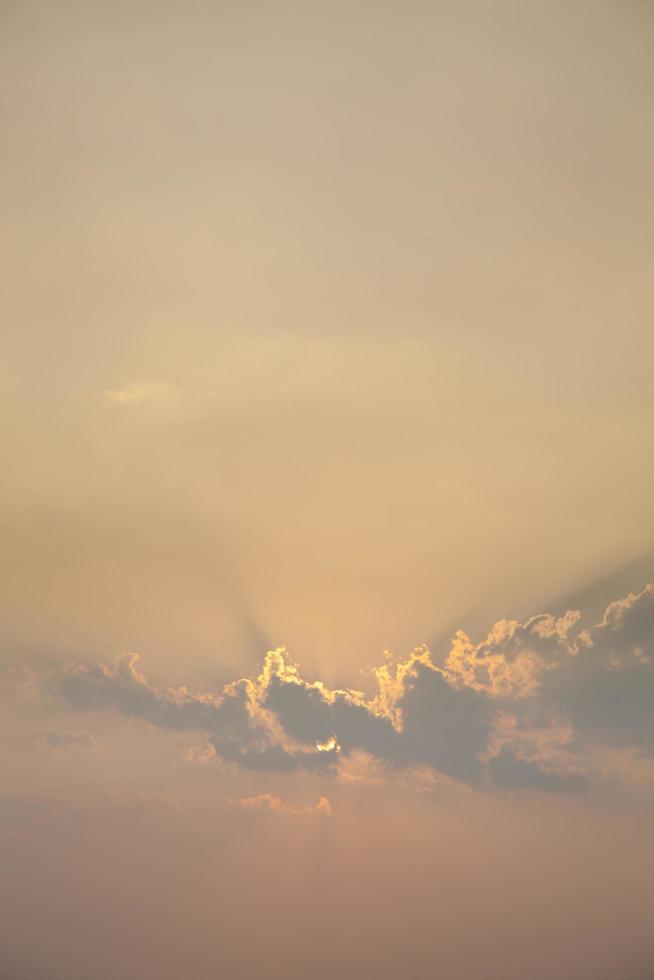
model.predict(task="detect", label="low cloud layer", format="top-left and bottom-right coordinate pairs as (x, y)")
top-left (47, 585), bottom-right (654, 793)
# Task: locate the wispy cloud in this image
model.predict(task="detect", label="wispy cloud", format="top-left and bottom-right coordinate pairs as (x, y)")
top-left (103, 381), bottom-right (180, 405)
top-left (39, 730), bottom-right (98, 750)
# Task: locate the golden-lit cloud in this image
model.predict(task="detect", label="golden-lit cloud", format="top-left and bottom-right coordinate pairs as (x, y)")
top-left (236, 794), bottom-right (333, 816)
top-left (44, 585), bottom-right (654, 792)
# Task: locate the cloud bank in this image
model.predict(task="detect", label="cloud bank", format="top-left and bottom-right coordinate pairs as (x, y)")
top-left (47, 585), bottom-right (654, 792)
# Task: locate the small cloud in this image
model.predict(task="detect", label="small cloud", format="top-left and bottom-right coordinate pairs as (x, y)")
top-left (103, 381), bottom-right (179, 405)
top-left (185, 742), bottom-right (217, 765)
top-left (337, 750), bottom-right (386, 785)
top-left (235, 794), bottom-right (333, 817)
top-left (40, 730), bottom-right (98, 750)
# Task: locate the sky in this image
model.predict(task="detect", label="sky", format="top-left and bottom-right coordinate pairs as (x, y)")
top-left (1, 1), bottom-right (653, 978)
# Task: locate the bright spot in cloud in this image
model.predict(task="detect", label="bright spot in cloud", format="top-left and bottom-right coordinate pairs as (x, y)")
top-left (316, 736), bottom-right (340, 753)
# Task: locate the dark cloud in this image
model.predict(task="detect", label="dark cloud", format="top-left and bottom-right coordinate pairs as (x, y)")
top-left (487, 746), bottom-right (587, 793)
top-left (46, 585), bottom-right (654, 792)
top-left (542, 585), bottom-right (654, 748)
top-left (391, 659), bottom-right (492, 781)
top-left (48, 653), bottom-right (225, 731)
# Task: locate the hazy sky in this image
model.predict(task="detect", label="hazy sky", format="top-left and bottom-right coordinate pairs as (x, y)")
top-left (1, 2), bottom-right (653, 978)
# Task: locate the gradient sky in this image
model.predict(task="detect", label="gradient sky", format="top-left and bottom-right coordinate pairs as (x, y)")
top-left (1, 2), bottom-right (654, 979)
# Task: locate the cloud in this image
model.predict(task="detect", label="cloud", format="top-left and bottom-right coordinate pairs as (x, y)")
top-left (540, 585), bottom-right (654, 748)
top-left (440, 609), bottom-right (582, 698)
top-left (49, 652), bottom-right (224, 730)
top-left (45, 585), bottom-right (654, 792)
top-left (38, 730), bottom-right (98, 750)
top-left (235, 794), bottom-right (333, 816)
top-left (487, 746), bottom-right (587, 793)
top-left (185, 743), bottom-right (218, 765)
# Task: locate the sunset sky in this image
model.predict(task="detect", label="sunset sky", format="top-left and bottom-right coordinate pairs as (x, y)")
top-left (2, 2), bottom-right (654, 979)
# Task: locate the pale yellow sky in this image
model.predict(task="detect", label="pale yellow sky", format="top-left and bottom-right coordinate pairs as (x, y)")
top-left (3, 0), bottom-right (653, 685)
